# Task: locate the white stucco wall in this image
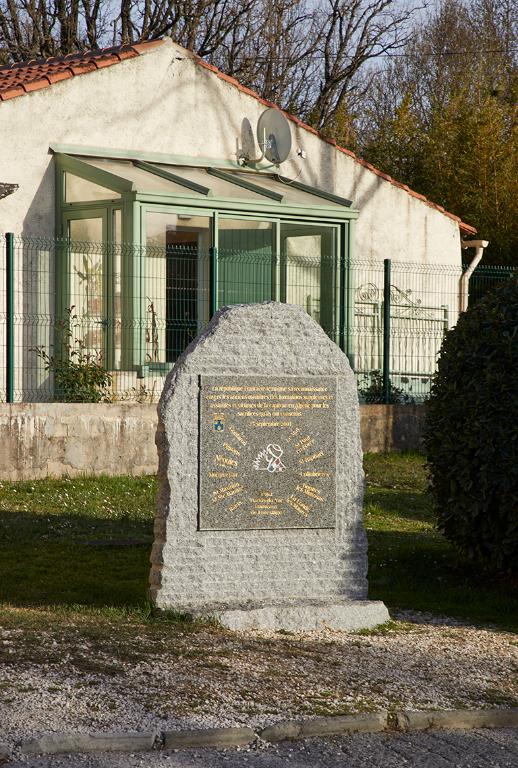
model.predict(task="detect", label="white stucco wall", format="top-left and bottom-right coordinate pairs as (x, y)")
top-left (0, 39), bottom-right (463, 264)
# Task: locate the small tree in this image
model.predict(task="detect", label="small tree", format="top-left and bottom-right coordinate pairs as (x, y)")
top-left (425, 277), bottom-right (518, 576)
top-left (32, 308), bottom-right (112, 403)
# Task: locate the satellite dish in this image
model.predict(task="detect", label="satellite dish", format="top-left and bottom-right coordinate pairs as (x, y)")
top-left (257, 108), bottom-right (292, 164)
top-left (240, 118), bottom-right (257, 162)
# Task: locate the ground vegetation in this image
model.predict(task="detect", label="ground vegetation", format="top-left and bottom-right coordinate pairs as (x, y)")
top-left (1, 453), bottom-right (517, 629)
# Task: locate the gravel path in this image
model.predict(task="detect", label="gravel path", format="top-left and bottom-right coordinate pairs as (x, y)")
top-left (1, 610), bottom-right (518, 750)
top-left (5, 729), bottom-right (518, 768)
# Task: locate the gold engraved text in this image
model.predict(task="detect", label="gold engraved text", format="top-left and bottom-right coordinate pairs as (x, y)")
top-left (228, 426), bottom-right (247, 446)
top-left (286, 494), bottom-right (310, 517)
top-left (296, 483), bottom-right (324, 502)
top-left (223, 442), bottom-right (240, 457)
top-left (213, 482), bottom-right (243, 502)
top-left (299, 451), bottom-right (324, 464)
top-left (215, 454), bottom-right (238, 467)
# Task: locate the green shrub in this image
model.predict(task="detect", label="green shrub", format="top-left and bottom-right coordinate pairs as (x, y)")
top-left (425, 276), bottom-right (518, 576)
top-left (32, 307), bottom-right (112, 403)
top-left (358, 369), bottom-right (413, 404)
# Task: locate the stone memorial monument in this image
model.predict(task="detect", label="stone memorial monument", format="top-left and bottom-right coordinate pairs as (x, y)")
top-left (150, 302), bottom-right (389, 631)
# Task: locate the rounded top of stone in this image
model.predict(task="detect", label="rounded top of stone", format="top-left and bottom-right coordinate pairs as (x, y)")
top-left (159, 303), bottom-right (353, 411)
top-left (200, 302), bottom-right (346, 362)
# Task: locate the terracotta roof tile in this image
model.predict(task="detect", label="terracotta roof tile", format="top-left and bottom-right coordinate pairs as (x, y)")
top-left (23, 77), bottom-right (51, 92)
top-left (46, 71), bottom-right (72, 84)
top-left (0, 86), bottom-right (25, 100)
top-left (68, 62), bottom-right (98, 76)
top-left (0, 39), bottom-right (162, 102)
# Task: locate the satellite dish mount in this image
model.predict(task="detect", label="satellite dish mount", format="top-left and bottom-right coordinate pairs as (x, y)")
top-left (239, 108), bottom-right (292, 166)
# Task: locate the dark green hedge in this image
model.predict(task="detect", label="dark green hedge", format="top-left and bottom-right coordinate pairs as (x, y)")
top-left (425, 276), bottom-right (518, 575)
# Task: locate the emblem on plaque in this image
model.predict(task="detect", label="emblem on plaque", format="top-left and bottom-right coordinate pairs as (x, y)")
top-left (253, 443), bottom-right (286, 473)
top-left (213, 416), bottom-right (225, 432)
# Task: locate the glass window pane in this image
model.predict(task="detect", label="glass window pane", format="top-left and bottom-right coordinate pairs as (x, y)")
top-left (146, 212), bottom-right (212, 251)
top-left (68, 217), bottom-right (103, 243)
top-left (86, 159), bottom-right (201, 197)
top-left (65, 173), bottom-right (121, 203)
top-left (218, 218), bottom-right (274, 306)
top-left (68, 218), bottom-right (104, 355)
top-left (228, 171), bottom-right (344, 209)
top-left (280, 223), bottom-right (337, 338)
top-left (113, 209), bottom-right (122, 244)
top-left (161, 166), bottom-right (267, 201)
top-left (145, 211), bottom-right (212, 363)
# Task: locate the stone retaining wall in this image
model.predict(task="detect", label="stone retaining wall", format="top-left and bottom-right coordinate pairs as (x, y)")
top-left (360, 404), bottom-right (426, 454)
top-left (0, 403), bottom-right (424, 481)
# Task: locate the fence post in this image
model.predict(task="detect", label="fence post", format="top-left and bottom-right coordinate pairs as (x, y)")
top-left (383, 258), bottom-right (391, 405)
top-left (5, 232), bottom-right (14, 403)
top-left (339, 244), bottom-right (346, 353)
top-left (209, 246), bottom-right (218, 318)
top-left (344, 220), bottom-right (356, 366)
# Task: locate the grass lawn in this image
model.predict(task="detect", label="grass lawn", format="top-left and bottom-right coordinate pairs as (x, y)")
top-left (364, 453), bottom-right (518, 632)
top-left (0, 453), bottom-right (517, 632)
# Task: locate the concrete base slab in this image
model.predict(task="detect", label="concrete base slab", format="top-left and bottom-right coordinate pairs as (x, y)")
top-left (200, 600), bottom-right (390, 632)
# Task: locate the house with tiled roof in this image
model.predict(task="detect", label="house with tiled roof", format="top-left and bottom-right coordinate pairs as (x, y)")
top-left (0, 38), bottom-right (477, 401)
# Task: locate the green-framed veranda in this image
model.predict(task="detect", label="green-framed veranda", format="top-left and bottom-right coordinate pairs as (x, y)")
top-left (54, 148), bottom-right (358, 375)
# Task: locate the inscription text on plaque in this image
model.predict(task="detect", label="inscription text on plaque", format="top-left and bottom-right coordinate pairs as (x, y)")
top-left (199, 375), bottom-right (337, 530)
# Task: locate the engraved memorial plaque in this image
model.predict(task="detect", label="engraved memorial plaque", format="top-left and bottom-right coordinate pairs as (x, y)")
top-left (199, 375), bottom-right (337, 530)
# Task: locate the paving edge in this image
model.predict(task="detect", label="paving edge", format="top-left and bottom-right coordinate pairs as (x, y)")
top-left (20, 732), bottom-right (157, 755)
top-left (15, 708), bottom-right (518, 756)
top-left (260, 712), bottom-right (388, 741)
top-left (164, 726), bottom-right (256, 749)
top-left (392, 709), bottom-right (518, 732)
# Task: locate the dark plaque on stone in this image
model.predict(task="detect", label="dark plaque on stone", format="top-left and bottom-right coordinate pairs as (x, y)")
top-left (199, 375), bottom-right (337, 530)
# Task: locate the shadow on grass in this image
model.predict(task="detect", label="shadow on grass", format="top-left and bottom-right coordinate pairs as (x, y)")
top-left (0, 507), bottom-right (153, 544)
top-left (367, 528), bottom-right (518, 632)
top-left (365, 488), bottom-right (434, 525)
top-left (0, 509), bottom-right (154, 609)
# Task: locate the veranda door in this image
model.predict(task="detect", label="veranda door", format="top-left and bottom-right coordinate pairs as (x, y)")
top-left (165, 230), bottom-right (199, 362)
top-left (66, 214), bottom-right (109, 366)
top-left (218, 218), bottom-right (275, 305)
top-left (144, 211), bottom-right (213, 365)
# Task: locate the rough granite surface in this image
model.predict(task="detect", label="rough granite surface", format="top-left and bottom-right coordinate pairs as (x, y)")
top-left (150, 302), bottom-right (387, 628)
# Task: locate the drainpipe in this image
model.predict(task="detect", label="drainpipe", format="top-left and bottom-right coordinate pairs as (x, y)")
top-left (459, 239), bottom-right (489, 313)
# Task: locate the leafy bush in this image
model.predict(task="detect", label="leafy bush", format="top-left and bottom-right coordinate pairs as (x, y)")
top-left (358, 369), bottom-right (413, 404)
top-left (32, 307), bottom-right (112, 403)
top-left (425, 276), bottom-right (518, 576)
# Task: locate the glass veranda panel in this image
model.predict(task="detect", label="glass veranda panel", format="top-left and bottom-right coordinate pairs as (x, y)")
top-left (155, 166), bottom-right (268, 201)
top-left (67, 218), bottom-right (105, 358)
top-left (218, 218), bottom-right (275, 305)
top-left (280, 223), bottom-right (338, 340)
top-left (145, 211), bottom-right (212, 363)
top-left (85, 159), bottom-right (205, 197)
top-left (228, 171), bottom-right (346, 209)
top-left (65, 173), bottom-right (121, 203)
top-left (112, 209), bottom-right (123, 371)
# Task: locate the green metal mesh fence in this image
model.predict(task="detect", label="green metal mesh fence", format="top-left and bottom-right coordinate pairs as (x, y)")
top-left (1, 235), bottom-right (513, 404)
top-left (465, 263), bottom-right (516, 306)
top-left (351, 259), bottom-right (464, 404)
